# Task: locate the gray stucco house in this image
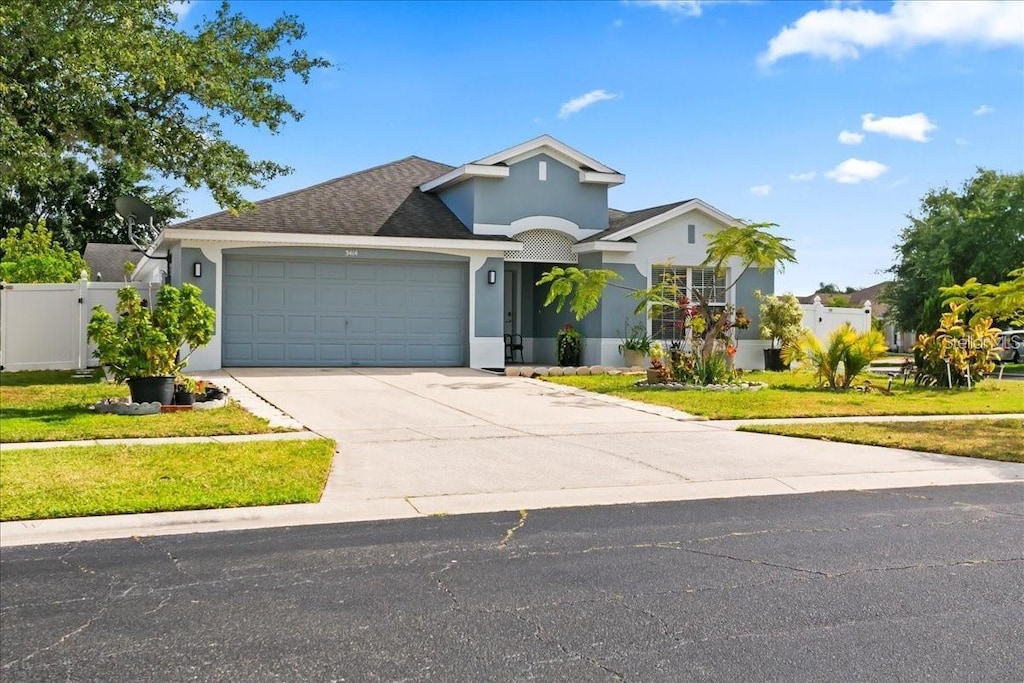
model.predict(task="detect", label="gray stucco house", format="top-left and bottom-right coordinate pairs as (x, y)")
top-left (136, 135), bottom-right (775, 371)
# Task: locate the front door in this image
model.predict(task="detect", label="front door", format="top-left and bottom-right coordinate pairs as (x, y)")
top-left (503, 268), bottom-right (517, 335)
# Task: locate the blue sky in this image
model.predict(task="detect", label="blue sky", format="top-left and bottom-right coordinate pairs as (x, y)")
top-left (173, 0), bottom-right (1024, 296)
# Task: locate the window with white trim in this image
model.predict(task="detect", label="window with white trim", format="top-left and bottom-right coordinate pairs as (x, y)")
top-left (650, 265), bottom-right (727, 342)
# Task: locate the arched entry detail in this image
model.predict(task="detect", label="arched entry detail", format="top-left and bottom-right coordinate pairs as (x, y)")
top-left (503, 229), bottom-right (577, 264)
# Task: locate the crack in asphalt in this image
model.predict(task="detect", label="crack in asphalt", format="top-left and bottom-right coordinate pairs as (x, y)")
top-left (499, 510), bottom-right (529, 550)
top-left (430, 562), bottom-right (461, 612)
top-left (508, 610), bottom-right (625, 681)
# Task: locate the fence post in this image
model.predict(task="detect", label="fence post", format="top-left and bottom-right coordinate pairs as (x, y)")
top-left (863, 300), bottom-right (873, 334)
top-left (77, 273), bottom-right (89, 369)
top-left (0, 280), bottom-right (7, 371)
top-left (812, 295), bottom-right (823, 340)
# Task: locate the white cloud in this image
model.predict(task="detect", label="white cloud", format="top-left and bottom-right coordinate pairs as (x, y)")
top-left (636, 1), bottom-right (705, 17)
top-left (168, 1), bottom-right (192, 19)
top-left (973, 104), bottom-right (995, 116)
top-left (955, 137), bottom-right (969, 146)
top-left (611, 18), bottom-right (625, 28)
top-left (825, 158), bottom-right (889, 184)
top-left (557, 89), bottom-right (620, 119)
top-left (760, 1), bottom-right (1024, 66)
top-left (861, 112), bottom-right (936, 142)
top-left (750, 184), bottom-right (772, 196)
top-left (838, 130), bottom-right (864, 145)
top-left (788, 171), bottom-right (817, 182)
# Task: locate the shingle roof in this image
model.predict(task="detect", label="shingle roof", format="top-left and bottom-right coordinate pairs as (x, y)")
top-left (169, 156), bottom-right (503, 240)
top-left (82, 243), bottom-right (144, 281)
top-left (580, 200), bottom-right (694, 243)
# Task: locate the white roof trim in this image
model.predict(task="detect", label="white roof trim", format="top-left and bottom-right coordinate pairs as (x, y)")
top-left (573, 241), bottom-right (637, 254)
top-left (418, 164), bottom-right (510, 192)
top-left (156, 228), bottom-right (522, 252)
top-left (474, 134), bottom-right (618, 174)
top-left (602, 199), bottom-right (741, 243)
top-left (579, 170), bottom-right (625, 186)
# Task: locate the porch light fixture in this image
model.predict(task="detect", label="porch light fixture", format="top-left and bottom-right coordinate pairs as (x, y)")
top-left (193, 262), bottom-right (202, 278)
top-left (487, 269), bottom-right (497, 285)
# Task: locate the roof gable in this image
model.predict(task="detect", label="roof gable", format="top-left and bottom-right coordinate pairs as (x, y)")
top-left (420, 135), bottom-right (624, 192)
top-left (581, 199), bottom-right (738, 243)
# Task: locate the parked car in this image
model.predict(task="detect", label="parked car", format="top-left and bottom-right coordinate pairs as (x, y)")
top-left (996, 330), bottom-right (1023, 363)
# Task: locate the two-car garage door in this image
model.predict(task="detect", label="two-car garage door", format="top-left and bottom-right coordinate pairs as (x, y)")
top-left (222, 255), bottom-right (467, 367)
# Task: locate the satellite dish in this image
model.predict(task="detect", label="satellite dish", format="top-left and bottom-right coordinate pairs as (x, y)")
top-left (114, 196), bottom-right (160, 251)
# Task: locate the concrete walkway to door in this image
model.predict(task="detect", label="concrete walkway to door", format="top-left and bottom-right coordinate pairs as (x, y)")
top-left (229, 367), bottom-right (1024, 515)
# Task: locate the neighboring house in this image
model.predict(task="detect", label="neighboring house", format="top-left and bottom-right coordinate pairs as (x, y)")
top-left (82, 243), bottom-right (146, 283)
top-left (798, 282), bottom-right (916, 352)
top-left (129, 135), bottom-right (775, 371)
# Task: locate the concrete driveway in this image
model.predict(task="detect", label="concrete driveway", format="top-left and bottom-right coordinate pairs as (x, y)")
top-left (229, 368), bottom-right (1024, 515)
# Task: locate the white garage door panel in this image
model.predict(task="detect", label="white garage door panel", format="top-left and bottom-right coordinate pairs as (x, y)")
top-left (222, 256), bottom-right (468, 367)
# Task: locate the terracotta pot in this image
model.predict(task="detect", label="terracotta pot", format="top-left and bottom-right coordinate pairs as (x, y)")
top-left (646, 368), bottom-right (664, 384)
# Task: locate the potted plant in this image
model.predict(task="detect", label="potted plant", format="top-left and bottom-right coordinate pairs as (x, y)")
top-left (618, 319), bottom-right (652, 367)
top-left (88, 283), bottom-right (216, 405)
top-left (556, 323), bottom-right (583, 366)
top-left (173, 375), bottom-right (199, 406)
top-left (754, 291), bottom-right (804, 371)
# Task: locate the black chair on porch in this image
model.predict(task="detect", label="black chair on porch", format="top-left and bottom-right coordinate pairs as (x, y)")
top-left (504, 333), bottom-right (524, 363)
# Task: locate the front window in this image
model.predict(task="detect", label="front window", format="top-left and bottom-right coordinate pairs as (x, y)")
top-left (650, 266), bottom-right (728, 342)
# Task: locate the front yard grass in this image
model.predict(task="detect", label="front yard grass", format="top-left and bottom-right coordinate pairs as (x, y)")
top-left (0, 439), bottom-right (336, 521)
top-left (0, 370), bottom-right (281, 442)
top-left (543, 371), bottom-right (1024, 420)
top-left (739, 419), bottom-right (1024, 463)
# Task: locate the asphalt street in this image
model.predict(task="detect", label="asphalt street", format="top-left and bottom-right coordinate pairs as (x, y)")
top-left (2, 483), bottom-right (1022, 682)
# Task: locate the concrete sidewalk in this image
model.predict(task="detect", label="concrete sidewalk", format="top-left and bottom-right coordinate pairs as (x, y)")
top-left (2, 368), bottom-right (1021, 547)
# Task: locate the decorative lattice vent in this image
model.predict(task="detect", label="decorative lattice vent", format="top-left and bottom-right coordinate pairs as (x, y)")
top-left (504, 229), bottom-right (577, 263)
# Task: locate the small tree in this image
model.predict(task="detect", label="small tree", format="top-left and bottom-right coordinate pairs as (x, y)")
top-left (0, 220), bottom-right (88, 283)
top-left (754, 291), bottom-right (804, 349)
top-left (88, 284), bottom-right (215, 382)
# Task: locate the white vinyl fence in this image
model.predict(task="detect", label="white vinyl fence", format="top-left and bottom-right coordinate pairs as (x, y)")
top-left (800, 295), bottom-right (873, 345)
top-left (0, 278), bottom-right (155, 372)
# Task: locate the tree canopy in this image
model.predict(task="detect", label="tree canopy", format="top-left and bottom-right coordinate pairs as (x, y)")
top-left (0, 221), bottom-right (89, 283)
top-left (1, 0), bottom-right (330, 212)
top-left (0, 158), bottom-right (182, 252)
top-left (884, 169), bottom-right (1024, 333)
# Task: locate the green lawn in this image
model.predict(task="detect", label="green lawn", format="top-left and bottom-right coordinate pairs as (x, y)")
top-left (0, 370), bottom-right (282, 442)
top-left (739, 419), bottom-right (1024, 463)
top-left (543, 371), bottom-right (1024, 420)
top-left (998, 363), bottom-right (1024, 374)
top-left (0, 439), bottom-right (336, 520)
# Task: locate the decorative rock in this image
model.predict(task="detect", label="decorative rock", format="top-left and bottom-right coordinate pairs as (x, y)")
top-left (504, 367), bottom-right (520, 377)
top-left (93, 399), bottom-right (161, 415)
top-left (519, 366), bottom-right (535, 377)
top-left (562, 367), bottom-right (577, 376)
top-left (534, 367), bottom-right (549, 376)
top-left (630, 365), bottom-right (644, 373)
top-left (588, 366), bottom-right (604, 376)
top-left (607, 369), bottom-right (621, 375)
top-left (193, 398), bottom-right (228, 410)
top-left (576, 366), bottom-right (591, 376)
top-left (548, 367), bottom-right (563, 376)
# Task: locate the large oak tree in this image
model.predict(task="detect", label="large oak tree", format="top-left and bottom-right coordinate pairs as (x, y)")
top-left (0, 0), bottom-right (330, 228)
top-left (885, 169), bottom-right (1024, 333)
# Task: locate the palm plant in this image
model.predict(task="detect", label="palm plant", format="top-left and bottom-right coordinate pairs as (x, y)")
top-left (782, 323), bottom-right (888, 391)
